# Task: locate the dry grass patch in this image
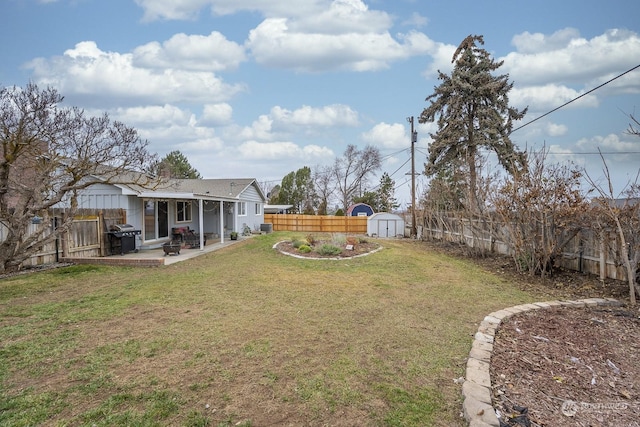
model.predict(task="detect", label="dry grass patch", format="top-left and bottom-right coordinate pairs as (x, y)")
top-left (1, 233), bottom-right (535, 426)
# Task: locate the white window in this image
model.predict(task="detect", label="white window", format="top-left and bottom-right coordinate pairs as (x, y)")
top-left (176, 200), bottom-right (192, 222)
top-left (238, 202), bottom-right (247, 216)
top-left (255, 203), bottom-right (262, 215)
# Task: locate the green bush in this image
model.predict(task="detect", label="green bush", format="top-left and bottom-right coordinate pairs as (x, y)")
top-left (292, 239), bottom-right (306, 249)
top-left (317, 244), bottom-right (342, 256)
top-left (298, 244), bottom-right (312, 253)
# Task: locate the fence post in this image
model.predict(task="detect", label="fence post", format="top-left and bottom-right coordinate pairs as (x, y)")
top-left (99, 211), bottom-right (106, 257)
top-left (60, 212), bottom-right (69, 257)
top-left (599, 233), bottom-right (606, 281)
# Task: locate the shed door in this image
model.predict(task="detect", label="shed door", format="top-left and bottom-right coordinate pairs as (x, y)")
top-left (378, 220), bottom-right (396, 238)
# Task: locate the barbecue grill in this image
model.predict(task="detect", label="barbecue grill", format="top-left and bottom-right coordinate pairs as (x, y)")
top-left (107, 224), bottom-right (141, 255)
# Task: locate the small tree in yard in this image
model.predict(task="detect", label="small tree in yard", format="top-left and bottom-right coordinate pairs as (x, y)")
top-left (491, 149), bottom-right (588, 279)
top-left (0, 83), bottom-right (158, 273)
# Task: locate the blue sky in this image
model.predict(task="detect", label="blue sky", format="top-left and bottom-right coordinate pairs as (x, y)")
top-left (2, 0), bottom-right (640, 207)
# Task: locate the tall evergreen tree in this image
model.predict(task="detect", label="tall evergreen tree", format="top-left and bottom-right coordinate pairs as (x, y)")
top-left (419, 34), bottom-right (527, 211)
top-left (378, 172), bottom-right (399, 212)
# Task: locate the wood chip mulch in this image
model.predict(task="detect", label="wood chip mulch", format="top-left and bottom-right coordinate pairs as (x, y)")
top-left (490, 305), bottom-right (640, 426)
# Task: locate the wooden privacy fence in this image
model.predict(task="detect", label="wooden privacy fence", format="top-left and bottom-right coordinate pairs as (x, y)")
top-left (420, 211), bottom-right (629, 282)
top-left (264, 214), bottom-right (368, 234)
top-left (1, 208), bottom-right (126, 268)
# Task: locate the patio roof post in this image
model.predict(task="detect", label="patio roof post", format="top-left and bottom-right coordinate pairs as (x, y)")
top-left (232, 201), bottom-right (237, 233)
top-left (219, 200), bottom-right (224, 243)
top-left (198, 198), bottom-right (204, 250)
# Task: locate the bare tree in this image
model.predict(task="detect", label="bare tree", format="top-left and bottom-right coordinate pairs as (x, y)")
top-left (585, 147), bottom-right (640, 306)
top-left (491, 149), bottom-right (587, 278)
top-left (332, 144), bottom-right (381, 211)
top-left (313, 165), bottom-right (335, 215)
top-left (0, 83), bottom-right (158, 273)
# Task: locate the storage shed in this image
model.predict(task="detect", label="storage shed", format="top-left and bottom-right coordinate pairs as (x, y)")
top-left (346, 203), bottom-right (374, 217)
top-left (367, 212), bottom-right (405, 238)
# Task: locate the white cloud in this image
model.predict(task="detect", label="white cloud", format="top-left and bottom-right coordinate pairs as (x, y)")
top-left (421, 41), bottom-right (456, 77)
top-left (247, 18), bottom-right (433, 72)
top-left (576, 133), bottom-right (639, 154)
top-left (111, 104), bottom-right (195, 127)
top-left (401, 12), bottom-right (428, 28)
top-left (361, 122), bottom-right (407, 149)
top-left (510, 84), bottom-right (599, 112)
top-left (234, 115), bottom-right (275, 141)
top-left (134, 0), bottom-right (325, 21)
top-left (289, 0), bottom-right (392, 35)
top-left (511, 28), bottom-right (582, 54)
top-left (503, 28), bottom-right (640, 87)
top-left (180, 136), bottom-right (226, 153)
top-left (545, 122), bottom-right (568, 137)
top-left (270, 104), bottom-right (359, 128)
top-left (132, 31), bottom-right (246, 71)
top-left (237, 140), bottom-right (333, 160)
top-left (200, 103), bottom-right (233, 126)
top-left (26, 41), bottom-right (245, 106)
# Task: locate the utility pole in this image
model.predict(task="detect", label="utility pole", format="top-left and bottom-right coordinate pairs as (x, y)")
top-left (407, 116), bottom-right (417, 238)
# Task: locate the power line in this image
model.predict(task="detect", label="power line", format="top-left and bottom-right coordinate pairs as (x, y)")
top-left (546, 151), bottom-right (640, 155)
top-left (511, 63), bottom-right (640, 134)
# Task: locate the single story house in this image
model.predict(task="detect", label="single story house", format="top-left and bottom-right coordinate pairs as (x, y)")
top-left (76, 177), bottom-right (267, 250)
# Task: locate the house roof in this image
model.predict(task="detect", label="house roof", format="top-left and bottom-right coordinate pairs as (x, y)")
top-left (136, 178), bottom-right (266, 202)
top-left (171, 178), bottom-right (260, 198)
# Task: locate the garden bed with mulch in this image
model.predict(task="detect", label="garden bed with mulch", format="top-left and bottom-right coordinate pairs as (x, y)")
top-left (274, 235), bottom-right (381, 259)
top-left (419, 239), bottom-right (640, 426)
top-left (490, 305), bottom-right (640, 426)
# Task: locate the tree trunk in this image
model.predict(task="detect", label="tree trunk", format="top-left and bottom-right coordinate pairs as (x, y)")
top-left (614, 216), bottom-right (637, 306)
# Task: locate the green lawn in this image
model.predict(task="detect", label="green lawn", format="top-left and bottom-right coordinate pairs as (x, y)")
top-left (0, 233), bottom-right (535, 426)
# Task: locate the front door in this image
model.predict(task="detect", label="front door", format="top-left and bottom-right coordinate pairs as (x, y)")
top-left (144, 200), bottom-right (169, 241)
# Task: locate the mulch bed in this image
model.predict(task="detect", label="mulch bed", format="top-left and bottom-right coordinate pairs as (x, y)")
top-left (491, 306), bottom-right (640, 426)
top-left (418, 240), bottom-right (640, 427)
top-left (275, 239), bottom-right (381, 258)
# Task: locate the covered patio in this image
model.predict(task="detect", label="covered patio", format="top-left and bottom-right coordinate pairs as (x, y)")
top-left (62, 235), bottom-right (248, 267)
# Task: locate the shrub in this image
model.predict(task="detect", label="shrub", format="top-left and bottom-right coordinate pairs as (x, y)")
top-left (358, 237), bottom-right (368, 244)
top-left (298, 244), bottom-right (312, 253)
top-left (292, 239), bottom-right (306, 249)
top-left (331, 233), bottom-right (347, 246)
top-left (317, 244), bottom-right (342, 256)
top-left (305, 234), bottom-right (317, 245)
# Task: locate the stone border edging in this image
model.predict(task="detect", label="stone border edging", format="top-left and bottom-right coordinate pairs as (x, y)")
top-left (272, 241), bottom-right (383, 260)
top-left (463, 297), bottom-right (623, 427)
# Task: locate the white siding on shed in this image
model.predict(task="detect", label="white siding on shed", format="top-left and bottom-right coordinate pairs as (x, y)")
top-left (367, 213), bottom-right (405, 238)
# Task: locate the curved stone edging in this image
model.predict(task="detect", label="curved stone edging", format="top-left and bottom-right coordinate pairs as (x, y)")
top-left (463, 297), bottom-right (623, 427)
top-left (272, 241), bottom-right (383, 260)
